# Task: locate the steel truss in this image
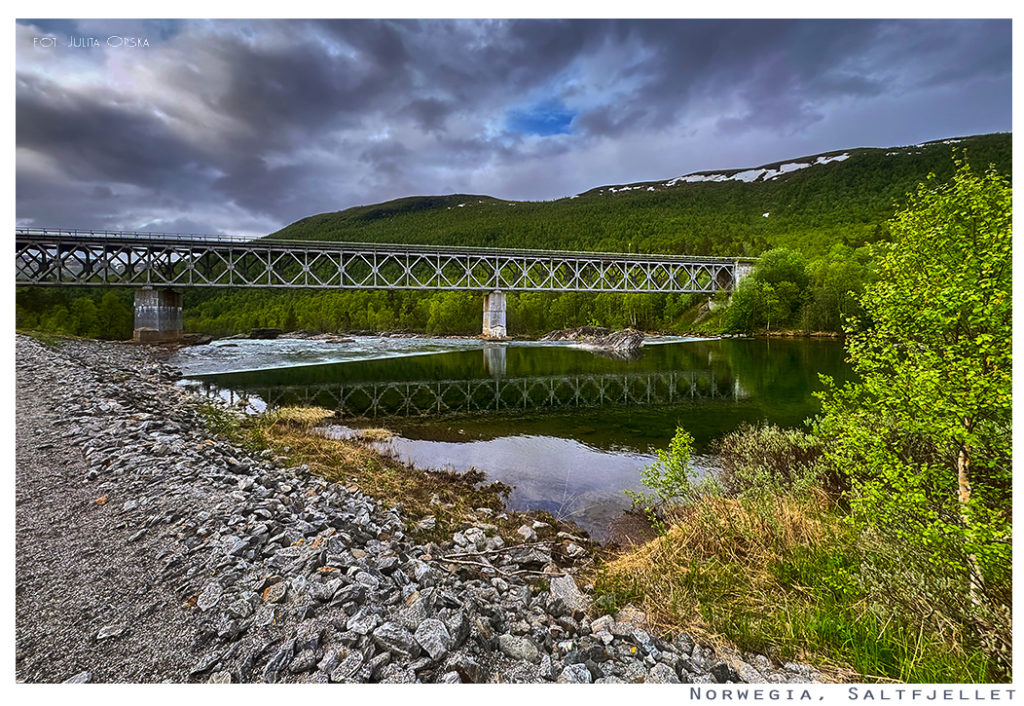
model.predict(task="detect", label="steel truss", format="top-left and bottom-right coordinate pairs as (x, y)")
top-left (16, 228), bottom-right (749, 293)
top-left (185, 370), bottom-right (745, 420)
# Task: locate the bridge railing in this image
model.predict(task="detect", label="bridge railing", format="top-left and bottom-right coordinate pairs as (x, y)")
top-left (15, 227), bottom-right (257, 244)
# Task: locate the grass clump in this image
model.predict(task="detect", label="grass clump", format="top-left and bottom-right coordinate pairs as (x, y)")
top-left (261, 405), bottom-right (337, 429)
top-left (355, 428), bottom-right (393, 442)
top-left (18, 329), bottom-right (66, 348)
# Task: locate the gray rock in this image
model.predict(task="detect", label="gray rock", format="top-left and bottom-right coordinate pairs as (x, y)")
top-left (398, 601), bottom-right (429, 631)
top-left (207, 671), bottom-right (232, 684)
top-left (462, 527), bottom-right (486, 549)
top-left (366, 651), bottom-right (393, 680)
top-left (783, 662), bottom-right (822, 682)
top-left (379, 664), bottom-right (416, 683)
top-left (63, 671), bottom-right (90, 684)
top-left (188, 650), bottom-right (222, 677)
top-left (711, 661), bottom-right (739, 683)
top-left (196, 582), bottom-right (223, 612)
top-left (354, 571), bottom-right (380, 590)
top-left (565, 542), bottom-right (586, 558)
top-left (556, 663), bottom-right (592, 683)
top-left (264, 639), bottom-right (296, 682)
top-left (621, 661), bottom-right (648, 683)
top-left (736, 662), bottom-right (767, 683)
top-left (674, 632), bottom-right (695, 656)
top-left (226, 598), bottom-right (253, 619)
top-left (516, 525), bottom-right (538, 542)
top-left (330, 652), bottom-right (364, 682)
top-left (254, 604), bottom-right (276, 627)
top-left (225, 537), bottom-right (249, 556)
top-left (749, 654), bottom-right (773, 673)
top-left (290, 649), bottom-right (319, 673)
top-left (647, 662), bottom-right (681, 683)
top-left (414, 618), bottom-right (452, 661)
top-left (549, 575), bottom-right (590, 614)
top-left (446, 654), bottom-right (484, 683)
top-left (689, 646), bottom-right (712, 673)
top-left (347, 611), bottom-right (380, 635)
top-left (96, 624), bottom-right (125, 641)
top-left (498, 633), bottom-right (540, 663)
top-left (372, 621), bottom-right (421, 658)
top-left (631, 628), bottom-right (660, 658)
top-left (262, 581), bottom-right (287, 604)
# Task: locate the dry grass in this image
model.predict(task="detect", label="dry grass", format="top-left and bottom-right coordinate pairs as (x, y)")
top-left (262, 405), bottom-right (337, 429)
top-left (355, 427), bottom-right (393, 442)
top-left (592, 491), bottom-right (996, 682)
top-left (597, 494), bottom-right (838, 634)
top-left (259, 423), bottom-right (513, 542)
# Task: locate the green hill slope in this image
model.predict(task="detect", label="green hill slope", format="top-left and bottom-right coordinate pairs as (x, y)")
top-left (268, 133), bottom-right (1010, 258)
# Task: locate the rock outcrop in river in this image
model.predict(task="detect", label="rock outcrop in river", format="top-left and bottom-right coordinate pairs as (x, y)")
top-left (15, 334), bottom-right (821, 684)
top-left (540, 327), bottom-right (645, 357)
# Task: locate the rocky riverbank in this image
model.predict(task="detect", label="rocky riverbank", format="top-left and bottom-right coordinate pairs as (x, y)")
top-left (15, 334), bottom-right (822, 684)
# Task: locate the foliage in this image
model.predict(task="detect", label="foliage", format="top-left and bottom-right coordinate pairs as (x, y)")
top-left (16, 288), bottom-right (133, 340)
top-left (624, 427), bottom-right (724, 534)
top-left (723, 245), bottom-right (873, 333)
top-left (712, 423), bottom-right (845, 499)
top-left (815, 160), bottom-right (1012, 671)
top-left (801, 244), bottom-right (874, 331)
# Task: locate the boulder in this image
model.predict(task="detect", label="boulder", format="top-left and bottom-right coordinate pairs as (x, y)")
top-left (248, 328), bottom-right (282, 340)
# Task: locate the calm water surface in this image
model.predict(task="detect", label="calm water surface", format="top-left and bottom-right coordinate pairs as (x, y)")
top-left (177, 336), bottom-right (850, 540)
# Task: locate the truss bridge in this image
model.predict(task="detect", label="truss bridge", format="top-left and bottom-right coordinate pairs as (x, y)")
top-left (15, 228), bottom-right (755, 339)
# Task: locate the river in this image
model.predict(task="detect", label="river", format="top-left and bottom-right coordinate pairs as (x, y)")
top-left (174, 335), bottom-right (851, 541)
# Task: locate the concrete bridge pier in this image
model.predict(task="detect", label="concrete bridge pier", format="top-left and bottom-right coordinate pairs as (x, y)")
top-left (733, 260), bottom-right (755, 285)
top-left (133, 287), bottom-right (183, 343)
top-left (482, 290), bottom-right (507, 339)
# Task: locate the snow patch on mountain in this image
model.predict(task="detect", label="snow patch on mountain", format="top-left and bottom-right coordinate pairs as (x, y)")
top-left (657, 153), bottom-right (851, 190)
top-left (585, 149), bottom-right (854, 197)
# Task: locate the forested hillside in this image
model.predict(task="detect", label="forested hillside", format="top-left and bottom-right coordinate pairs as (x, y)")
top-left (269, 133), bottom-right (1010, 258)
top-left (16, 134), bottom-right (1011, 338)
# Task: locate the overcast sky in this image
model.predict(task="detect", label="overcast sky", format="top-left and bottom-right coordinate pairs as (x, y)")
top-left (16, 18), bottom-right (1011, 236)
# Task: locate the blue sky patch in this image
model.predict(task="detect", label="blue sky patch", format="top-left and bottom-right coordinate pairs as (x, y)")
top-left (507, 100), bottom-right (576, 137)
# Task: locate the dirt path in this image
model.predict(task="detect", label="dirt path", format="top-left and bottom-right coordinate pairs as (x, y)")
top-left (15, 339), bottom-right (199, 682)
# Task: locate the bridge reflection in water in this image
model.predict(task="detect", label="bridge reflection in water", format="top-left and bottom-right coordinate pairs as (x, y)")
top-left (182, 345), bottom-right (748, 421)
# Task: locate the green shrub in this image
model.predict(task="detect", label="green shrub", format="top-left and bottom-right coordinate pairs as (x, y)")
top-left (712, 423), bottom-right (847, 499)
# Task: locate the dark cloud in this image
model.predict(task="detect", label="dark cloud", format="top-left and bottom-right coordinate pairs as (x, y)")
top-left (404, 98), bottom-right (454, 134)
top-left (15, 18), bottom-right (1011, 235)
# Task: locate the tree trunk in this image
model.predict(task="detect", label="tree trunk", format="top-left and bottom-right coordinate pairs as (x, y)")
top-left (957, 445), bottom-right (984, 606)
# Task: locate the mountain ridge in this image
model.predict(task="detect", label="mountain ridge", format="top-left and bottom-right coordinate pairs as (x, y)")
top-left (267, 132), bottom-right (1010, 258)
